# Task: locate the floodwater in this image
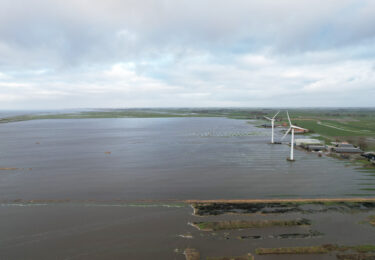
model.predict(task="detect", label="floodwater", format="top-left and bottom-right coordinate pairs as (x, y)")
top-left (2, 202), bottom-right (375, 260)
top-left (1, 117), bottom-right (375, 259)
top-left (0, 117), bottom-right (374, 201)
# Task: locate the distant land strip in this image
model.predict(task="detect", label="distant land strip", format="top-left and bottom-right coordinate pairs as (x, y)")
top-left (186, 198), bottom-right (375, 204)
top-left (3, 197), bottom-right (375, 205)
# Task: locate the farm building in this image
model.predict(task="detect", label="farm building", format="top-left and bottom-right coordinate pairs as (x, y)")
top-left (336, 143), bottom-right (355, 148)
top-left (295, 139), bottom-right (323, 146)
top-left (333, 147), bottom-right (363, 153)
top-left (295, 139), bottom-right (326, 151)
top-left (332, 143), bottom-right (363, 154)
top-left (307, 145), bottom-right (327, 152)
top-left (294, 128), bottom-right (309, 134)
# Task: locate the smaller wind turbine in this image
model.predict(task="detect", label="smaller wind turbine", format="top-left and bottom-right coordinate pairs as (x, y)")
top-left (281, 111), bottom-right (307, 161)
top-left (264, 111), bottom-right (280, 144)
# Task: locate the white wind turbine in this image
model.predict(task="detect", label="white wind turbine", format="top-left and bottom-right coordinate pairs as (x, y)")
top-left (281, 111), bottom-right (307, 161)
top-left (264, 111), bottom-right (280, 144)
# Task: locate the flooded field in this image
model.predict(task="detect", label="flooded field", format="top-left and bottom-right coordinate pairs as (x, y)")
top-left (2, 201), bottom-right (375, 259)
top-left (1, 118), bottom-right (375, 259)
top-left (1, 117), bottom-right (374, 201)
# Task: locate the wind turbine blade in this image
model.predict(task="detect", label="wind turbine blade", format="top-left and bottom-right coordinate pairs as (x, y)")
top-left (292, 125), bottom-right (307, 131)
top-left (272, 110), bottom-right (280, 119)
top-left (264, 116), bottom-right (272, 121)
top-left (281, 127), bottom-right (291, 140)
top-left (286, 111), bottom-right (292, 126)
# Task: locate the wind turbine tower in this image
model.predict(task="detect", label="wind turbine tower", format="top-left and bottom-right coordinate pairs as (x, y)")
top-left (264, 111), bottom-right (280, 144)
top-left (281, 111), bottom-right (307, 161)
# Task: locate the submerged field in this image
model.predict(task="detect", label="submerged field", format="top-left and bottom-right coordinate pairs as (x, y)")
top-left (0, 114), bottom-right (374, 259)
top-left (186, 200), bottom-right (375, 259)
top-left (1, 117), bottom-right (374, 200)
top-left (2, 199), bottom-right (375, 259)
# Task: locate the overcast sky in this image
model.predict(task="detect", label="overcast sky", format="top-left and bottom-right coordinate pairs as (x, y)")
top-left (0, 0), bottom-right (375, 109)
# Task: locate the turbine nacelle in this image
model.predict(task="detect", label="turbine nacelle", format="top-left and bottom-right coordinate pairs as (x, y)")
top-left (264, 111), bottom-right (280, 122)
top-left (281, 111), bottom-right (307, 140)
top-left (264, 116), bottom-right (273, 121)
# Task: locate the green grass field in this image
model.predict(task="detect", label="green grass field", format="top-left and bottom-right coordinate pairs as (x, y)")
top-left (262, 108), bottom-right (375, 151)
top-left (194, 219), bottom-right (310, 231)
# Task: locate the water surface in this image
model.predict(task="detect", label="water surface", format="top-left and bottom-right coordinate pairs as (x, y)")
top-left (0, 117), bottom-right (373, 201)
top-left (1, 117), bottom-right (375, 259)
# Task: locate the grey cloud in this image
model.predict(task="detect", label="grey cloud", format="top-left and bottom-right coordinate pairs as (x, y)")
top-left (2, 0), bottom-right (375, 67)
top-left (0, 0), bottom-right (375, 108)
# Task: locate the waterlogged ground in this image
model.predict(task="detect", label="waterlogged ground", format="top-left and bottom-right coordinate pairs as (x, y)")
top-left (0, 117), bottom-right (374, 201)
top-left (1, 117), bottom-right (375, 259)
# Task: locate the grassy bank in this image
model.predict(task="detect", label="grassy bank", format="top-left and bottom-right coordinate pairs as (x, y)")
top-left (256, 246), bottom-right (329, 255)
top-left (0, 108), bottom-right (262, 123)
top-left (192, 218), bottom-right (310, 231)
top-left (188, 198), bottom-right (375, 204)
top-left (367, 215), bottom-right (375, 226)
top-left (256, 244), bottom-right (375, 255)
top-left (190, 199), bottom-right (375, 216)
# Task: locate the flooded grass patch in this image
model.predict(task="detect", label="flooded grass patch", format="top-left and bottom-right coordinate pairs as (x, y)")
top-left (255, 244), bottom-right (375, 255)
top-left (237, 235), bottom-right (262, 240)
top-left (190, 199), bottom-right (375, 216)
top-left (365, 215), bottom-right (375, 226)
top-left (353, 245), bottom-right (375, 253)
top-left (192, 218), bottom-right (310, 231)
top-left (256, 245), bottom-right (329, 255)
top-left (237, 230), bottom-right (323, 240)
top-left (269, 230), bottom-right (323, 239)
top-left (336, 253), bottom-right (375, 259)
top-left (184, 248), bottom-right (200, 260)
top-left (0, 199), bottom-right (187, 208)
top-left (370, 216), bottom-right (375, 226)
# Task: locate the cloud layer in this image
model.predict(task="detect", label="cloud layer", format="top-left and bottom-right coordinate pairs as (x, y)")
top-left (0, 0), bottom-right (375, 109)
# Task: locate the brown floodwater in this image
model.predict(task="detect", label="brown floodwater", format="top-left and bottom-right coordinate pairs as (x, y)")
top-left (1, 118), bottom-right (375, 259)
